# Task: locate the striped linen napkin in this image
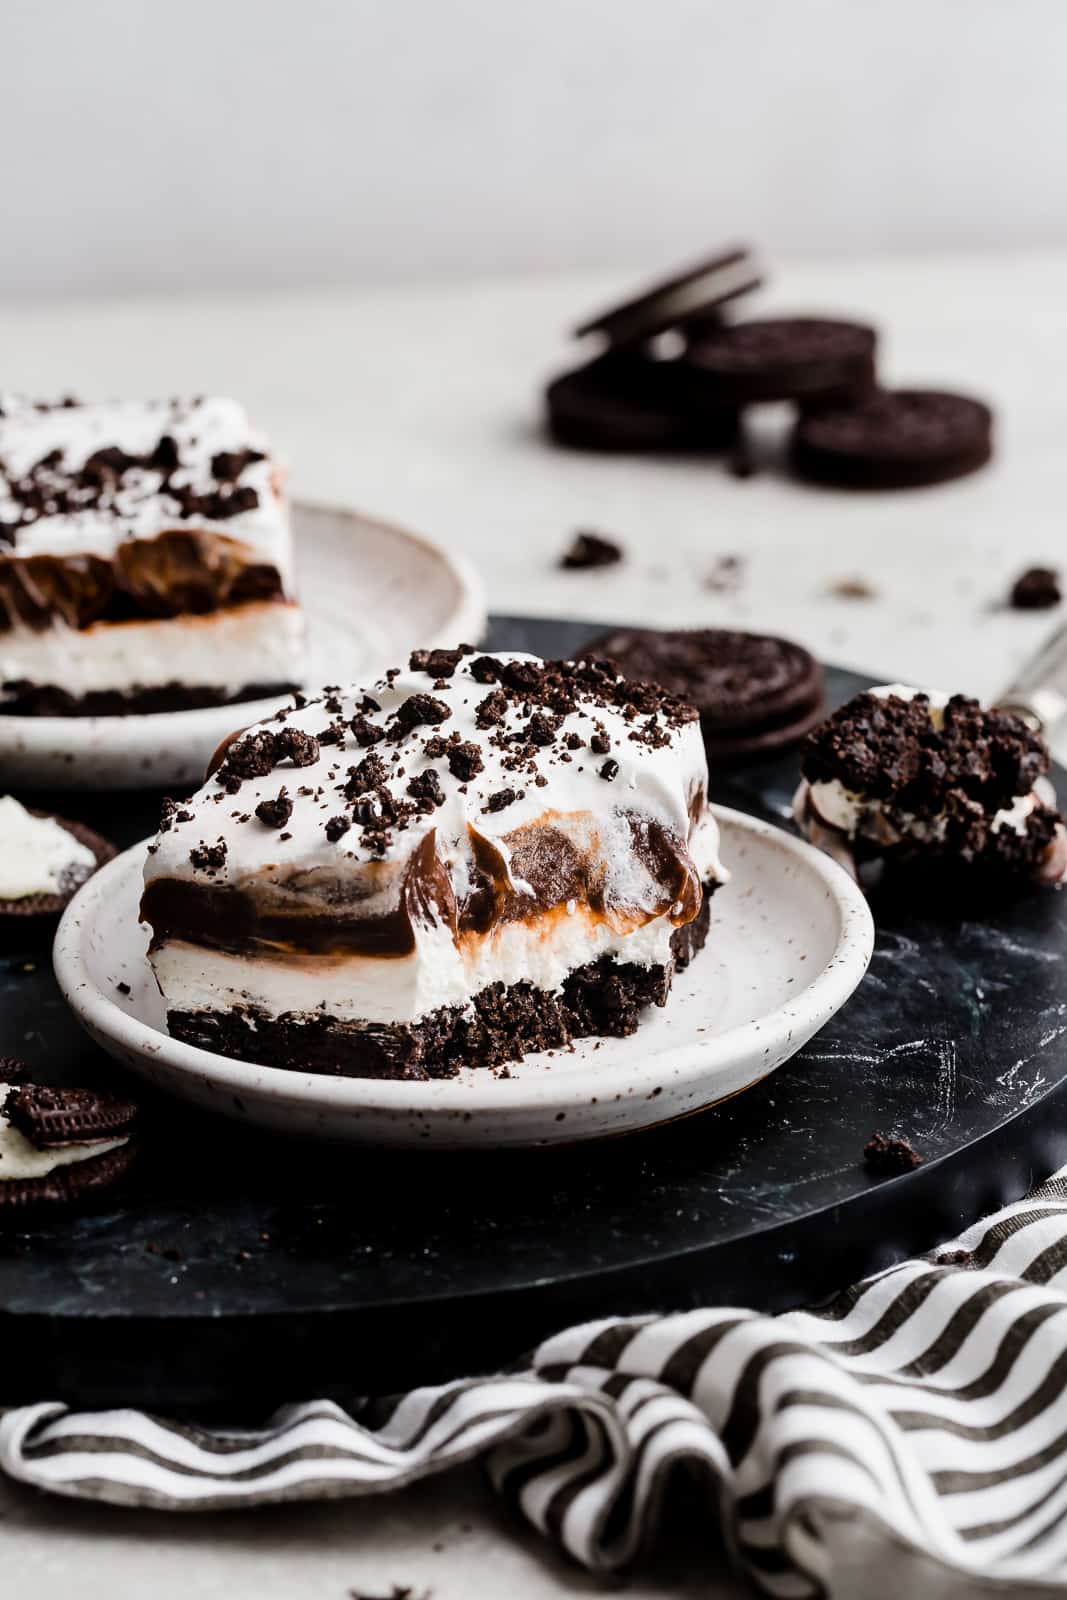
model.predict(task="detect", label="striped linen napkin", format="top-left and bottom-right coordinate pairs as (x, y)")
top-left (5, 1169), bottom-right (1067, 1596)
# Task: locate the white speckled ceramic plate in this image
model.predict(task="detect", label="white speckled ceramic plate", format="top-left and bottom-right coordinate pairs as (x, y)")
top-left (1, 502), bottom-right (486, 791)
top-left (53, 806), bottom-right (874, 1149)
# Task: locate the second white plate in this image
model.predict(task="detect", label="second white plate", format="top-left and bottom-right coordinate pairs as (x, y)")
top-left (53, 807), bottom-right (874, 1149)
top-left (1, 501), bottom-right (486, 790)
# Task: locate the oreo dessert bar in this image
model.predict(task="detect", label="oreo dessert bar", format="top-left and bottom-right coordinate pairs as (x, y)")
top-left (0, 396), bottom-right (303, 714)
top-left (141, 650), bottom-right (727, 1078)
top-left (794, 684), bottom-right (1067, 886)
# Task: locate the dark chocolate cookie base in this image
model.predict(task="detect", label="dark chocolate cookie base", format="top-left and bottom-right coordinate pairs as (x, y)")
top-left (168, 891), bottom-right (713, 1081)
top-left (1, 680), bottom-right (298, 717)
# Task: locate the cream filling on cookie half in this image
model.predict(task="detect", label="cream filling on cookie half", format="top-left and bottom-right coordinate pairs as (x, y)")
top-left (0, 1085), bottom-right (126, 1181)
top-left (0, 796), bottom-right (96, 899)
top-left (1, 600), bottom-right (304, 699)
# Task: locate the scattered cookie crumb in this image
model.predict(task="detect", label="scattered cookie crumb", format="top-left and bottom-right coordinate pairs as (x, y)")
top-left (705, 554), bottom-right (744, 593)
top-left (116, 981), bottom-right (131, 996)
top-left (863, 1131), bottom-right (923, 1175)
top-left (830, 576), bottom-right (877, 601)
top-left (935, 1248), bottom-right (974, 1267)
top-left (559, 530), bottom-right (623, 570)
top-left (1010, 567), bottom-right (1061, 610)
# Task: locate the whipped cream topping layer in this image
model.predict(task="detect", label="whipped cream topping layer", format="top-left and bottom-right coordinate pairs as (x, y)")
top-left (0, 396), bottom-right (291, 579)
top-left (0, 796), bottom-right (96, 900)
top-left (142, 650), bottom-right (726, 1025)
top-left (0, 1084), bottom-right (126, 1180)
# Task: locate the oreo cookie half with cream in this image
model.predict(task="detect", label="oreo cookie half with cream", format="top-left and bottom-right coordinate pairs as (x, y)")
top-left (0, 795), bottom-right (115, 938)
top-left (583, 627), bottom-right (825, 764)
top-left (0, 1069), bottom-right (140, 1214)
top-left (794, 685), bottom-right (1067, 888)
top-left (574, 245), bottom-right (763, 348)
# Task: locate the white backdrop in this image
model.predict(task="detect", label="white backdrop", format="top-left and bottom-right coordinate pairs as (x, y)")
top-left (2, 0), bottom-right (1065, 300)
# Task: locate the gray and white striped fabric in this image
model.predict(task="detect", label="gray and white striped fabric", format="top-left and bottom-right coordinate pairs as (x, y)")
top-left (7, 1170), bottom-right (1067, 1595)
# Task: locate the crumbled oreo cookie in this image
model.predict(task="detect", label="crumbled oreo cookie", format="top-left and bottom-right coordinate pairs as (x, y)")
top-left (0, 1078), bottom-right (140, 1214)
top-left (800, 689), bottom-right (1065, 884)
top-left (863, 1132), bottom-right (923, 1176)
top-left (1010, 567), bottom-right (1061, 610)
top-left (559, 531), bottom-right (624, 570)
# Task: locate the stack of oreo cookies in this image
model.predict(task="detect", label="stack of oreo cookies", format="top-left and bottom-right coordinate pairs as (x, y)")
top-left (545, 247), bottom-right (993, 489)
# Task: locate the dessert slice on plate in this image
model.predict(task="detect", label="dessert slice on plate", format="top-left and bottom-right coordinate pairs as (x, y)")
top-left (794, 684), bottom-right (1067, 886)
top-left (0, 395), bottom-right (303, 714)
top-left (140, 650), bottom-right (727, 1079)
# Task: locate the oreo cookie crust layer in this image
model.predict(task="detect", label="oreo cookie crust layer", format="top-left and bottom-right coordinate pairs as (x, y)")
top-left (141, 650), bottom-right (728, 1079)
top-left (0, 396), bottom-right (304, 714)
top-left (794, 685), bottom-right (1067, 887)
top-left (585, 628), bottom-right (824, 763)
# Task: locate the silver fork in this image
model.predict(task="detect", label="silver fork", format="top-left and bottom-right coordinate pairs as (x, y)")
top-left (997, 622), bottom-right (1067, 737)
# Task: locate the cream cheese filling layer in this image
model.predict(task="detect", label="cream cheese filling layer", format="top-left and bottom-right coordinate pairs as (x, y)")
top-left (0, 600), bottom-right (304, 697)
top-left (151, 903), bottom-right (693, 1028)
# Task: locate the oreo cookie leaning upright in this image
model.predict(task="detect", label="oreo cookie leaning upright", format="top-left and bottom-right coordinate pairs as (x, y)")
top-left (583, 627), bottom-right (824, 763)
top-left (684, 317), bottom-right (877, 408)
top-left (0, 1066), bottom-right (140, 1215)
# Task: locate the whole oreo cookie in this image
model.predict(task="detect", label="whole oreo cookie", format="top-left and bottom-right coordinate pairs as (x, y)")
top-left (545, 353), bottom-right (739, 453)
top-left (574, 245), bottom-right (762, 348)
top-left (584, 627), bottom-right (825, 762)
top-left (685, 317), bottom-right (877, 407)
top-left (0, 1072), bottom-right (140, 1215)
top-left (790, 389), bottom-right (993, 489)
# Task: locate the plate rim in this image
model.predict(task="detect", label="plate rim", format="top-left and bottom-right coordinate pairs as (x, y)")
top-left (0, 498), bottom-right (487, 747)
top-left (53, 804), bottom-right (875, 1118)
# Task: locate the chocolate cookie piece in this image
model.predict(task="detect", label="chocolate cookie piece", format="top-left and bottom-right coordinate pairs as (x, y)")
top-left (0, 1142), bottom-right (139, 1215)
top-left (5, 1083), bottom-right (139, 1148)
top-left (1010, 567), bottom-right (1061, 610)
top-left (791, 389), bottom-right (993, 489)
top-left (574, 246), bottom-right (762, 348)
top-left (584, 627), bottom-right (824, 763)
top-left (685, 317), bottom-right (877, 407)
top-left (559, 531), bottom-right (623, 571)
top-left (0, 810), bottom-right (115, 929)
top-left (545, 353), bottom-right (739, 454)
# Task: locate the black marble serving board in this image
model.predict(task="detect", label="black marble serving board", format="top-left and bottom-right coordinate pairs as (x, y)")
top-left (3, 615), bottom-right (1067, 1417)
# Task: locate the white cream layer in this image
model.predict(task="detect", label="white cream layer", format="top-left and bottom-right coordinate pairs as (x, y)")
top-left (1, 600), bottom-right (304, 698)
top-left (0, 796), bottom-right (96, 898)
top-left (150, 875), bottom-right (707, 1028)
top-left (0, 1085), bottom-right (126, 1180)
